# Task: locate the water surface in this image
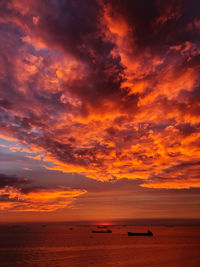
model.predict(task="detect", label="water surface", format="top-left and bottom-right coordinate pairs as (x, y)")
top-left (0, 224), bottom-right (199, 266)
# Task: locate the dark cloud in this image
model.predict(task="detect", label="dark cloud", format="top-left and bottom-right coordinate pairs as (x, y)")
top-left (0, 173), bottom-right (30, 188)
top-left (107, 0), bottom-right (200, 52)
top-left (176, 123), bottom-right (198, 136)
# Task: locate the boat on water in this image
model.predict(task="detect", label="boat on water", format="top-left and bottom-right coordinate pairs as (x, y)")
top-left (97, 225), bottom-right (107, 228)
top-left (92, 229), bottom-right (112, 233)
top-left (128, 230), bottom-right (153, 236)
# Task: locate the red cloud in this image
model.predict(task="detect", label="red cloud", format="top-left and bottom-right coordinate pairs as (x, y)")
top-left (0, 0), bottom-right (200, 189)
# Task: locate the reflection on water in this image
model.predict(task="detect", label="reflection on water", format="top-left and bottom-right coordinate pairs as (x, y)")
top-left (0, 224), bottom-right (200, 266)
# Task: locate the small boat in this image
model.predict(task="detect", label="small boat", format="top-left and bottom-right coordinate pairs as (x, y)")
top-left (97, 225), bottom-right (107, 228)
top-left (128, 230), bottom-right (153, 236)
top-left (92, 229), bottom-right (112, 233)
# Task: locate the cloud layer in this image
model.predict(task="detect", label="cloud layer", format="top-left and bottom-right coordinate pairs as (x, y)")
top-left (0, 0), bottom-right (200, 189)
top-left (0, 174), bottom-right (86, 212)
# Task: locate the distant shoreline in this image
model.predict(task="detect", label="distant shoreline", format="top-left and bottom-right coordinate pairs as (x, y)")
top-left (1, 218), bottom-right (200, 226)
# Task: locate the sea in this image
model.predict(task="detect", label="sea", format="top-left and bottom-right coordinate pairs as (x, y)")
top-left (0, 223), bottom-right (200, 267)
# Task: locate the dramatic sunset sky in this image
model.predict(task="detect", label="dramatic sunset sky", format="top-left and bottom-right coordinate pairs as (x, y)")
top-left (0, 0), bottom-right (200, 222)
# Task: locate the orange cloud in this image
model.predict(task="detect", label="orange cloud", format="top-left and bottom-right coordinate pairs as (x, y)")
top-left (141, 179), bottom-right (200, 189)
top-left (1, 0), bottom-right (200, 191)
top-left (0, 186), bottom-right (86, 212)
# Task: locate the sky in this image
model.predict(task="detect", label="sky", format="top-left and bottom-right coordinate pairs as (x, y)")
top-left (0, 0), bottom-right (200, 222)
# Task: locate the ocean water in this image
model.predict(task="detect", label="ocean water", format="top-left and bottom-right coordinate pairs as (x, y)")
top-left (0, 224), bottom-right (199, 267)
